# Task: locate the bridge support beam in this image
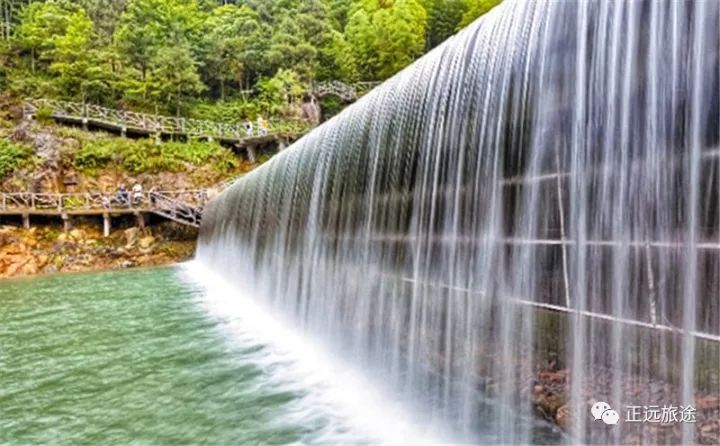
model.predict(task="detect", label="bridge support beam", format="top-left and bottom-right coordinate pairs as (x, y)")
top-left (22, 213), bottom-right (30, 229)
top-left (61, 213), bottom-right (71, 232)
top-left (135, 212), bottom-right (145, 229)
top-left (103, 213), bottom-right (111, 238)
top-left (247, 145), bottom-right (257, 164)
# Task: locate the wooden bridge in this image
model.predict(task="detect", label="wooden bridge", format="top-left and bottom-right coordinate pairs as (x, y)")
top-left (0, 188), bottom-right (219, 236)
top-left (312, 81), bottom-right (381, 102)
top-left (22, 99), bottom-right (305, 151)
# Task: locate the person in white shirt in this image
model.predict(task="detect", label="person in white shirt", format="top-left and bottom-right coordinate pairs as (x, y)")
top-left (132, 183), bottom-right (144, 206)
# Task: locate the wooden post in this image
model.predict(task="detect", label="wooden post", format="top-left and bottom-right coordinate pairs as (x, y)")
top-left (22, 213), bottom-right (30, 229)
top-left (62, 213), bottom-right (71, 232)
top-left (136, 212), bottom-right (145, 229)
top-left (103, 213), bottom-right (111, 238)
top-left (247, 145), bottom-right (257, 164)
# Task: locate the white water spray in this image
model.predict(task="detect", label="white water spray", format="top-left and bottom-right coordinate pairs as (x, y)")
top-left (180, 261), bottom-right (449, 444)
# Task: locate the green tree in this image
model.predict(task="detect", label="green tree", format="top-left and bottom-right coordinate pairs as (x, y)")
top-left (266, 15), bottom-right (318, 81)
top-left (257, 68), bottom-right (304, 114)
top-left (458, 0), bottom-right (500, 29)
top-left (76, 0), bottom-right (126, 45)
top-left (2, 0), bottom-right (501, 120)
top-left (13, 1), bottom-right (76, 73)
top-left (345, 0), bottom-right (427, 80)
top-left (151, 44), bottom-right (205, 115)
top-left (322, 29), bottom-right (358, 82)
top-left (202, 4), bottom-right (268, 98)
top-left (1, 0), bottom-right (34, 41)
top-left (114, 0), bottom-right (205, 107)
top-left (50, 9), bottom-right (112, 102)
top-left (115, 0), bottom-right (204, 81)
top-left (423, 0), bottom-right (466, 49)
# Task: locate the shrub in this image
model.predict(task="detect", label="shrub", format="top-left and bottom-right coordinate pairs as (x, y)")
top-left (71, 136), bottom-right (238, 175)
top-left (188, 99), bottom-right (260, 122)
top-left (62, 196), bottom-right (86, 209)
top-left (34, 105), bottom-right (54, 124)
top-left (72, 141), bottom-right (116, 171)
top-left (0, 140), bottom-right (33, 178)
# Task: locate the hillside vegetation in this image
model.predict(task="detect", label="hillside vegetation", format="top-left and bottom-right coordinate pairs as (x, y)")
top-left (0, 0), bottom-right (501, 118)
top-left (0, 115), bottom-right (255, 193)
top-left (0, 0), bottom-right (502, 192)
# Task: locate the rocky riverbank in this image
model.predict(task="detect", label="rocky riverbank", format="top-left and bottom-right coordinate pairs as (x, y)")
top-left (0, 223), bottom-right (195, 278)
top-left (532, 364), bottom-right (720, 445)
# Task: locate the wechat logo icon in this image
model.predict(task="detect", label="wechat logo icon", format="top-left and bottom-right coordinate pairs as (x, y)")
top-left (591, 401), bottom-right (619, 425)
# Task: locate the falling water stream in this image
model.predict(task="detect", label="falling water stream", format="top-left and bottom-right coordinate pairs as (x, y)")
top-left (198, 1), bottom-right (719, 444)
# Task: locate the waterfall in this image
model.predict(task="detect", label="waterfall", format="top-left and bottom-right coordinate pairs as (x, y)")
top-left (197, 1), bottom-right (719, 443)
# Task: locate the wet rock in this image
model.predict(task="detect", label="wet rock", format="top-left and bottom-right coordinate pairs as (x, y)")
top-left (532, 384), bottom-right (545, 400)
top-left (556, 404), bottom-right (570, 430)
top-left (124, 227), bottom-right (141, 247)
top-left (0, 223), bottom-right (193, 277)
top-left (699, 420), bottom-right (720, 445)
top-left (138, 236), bottom-right (155, 250)
top-left (21, 258), bottom-right (39, 275)
top-left (2, 243), bottom-right (27, 255)
top-left (697, 395), bottom-right (720, 411)
top-left (537, 391), bottom-right (565, 417)
top-left (36, 254), bottom-right (49, 268)
top-left (538, 368), bottom-right (569, 384)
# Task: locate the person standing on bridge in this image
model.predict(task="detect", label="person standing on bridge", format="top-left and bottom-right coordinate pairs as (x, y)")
top-left (257, 115), bottom-right (267, 136)
top-left (149, 186), bottom-right (159, 206)
top-left (244, 119), bottom-right (254, 137)
top-left (116, 184), bottom-right (129, 207)
top-left (132, 183), bottom-right (144, 207)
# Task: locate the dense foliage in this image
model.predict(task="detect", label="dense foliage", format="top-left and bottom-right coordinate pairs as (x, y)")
top-left (67, 132), bottom-right (240, 174)
top-left (0, 139), bottom-right (33, 178)
top-left (0, 0), bottom-right (500, 117)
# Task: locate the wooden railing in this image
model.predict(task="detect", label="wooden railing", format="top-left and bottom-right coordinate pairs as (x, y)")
top-left (151, 191), bottom-right (204, 227)
top-left (313, 81), bottom-right (381, 101)
top-left (0, 190), bottom-right (211, 227)
top-left (23, 99), bottom-right (308, 141)
top-left (0, 190), bottom-right (204, 211)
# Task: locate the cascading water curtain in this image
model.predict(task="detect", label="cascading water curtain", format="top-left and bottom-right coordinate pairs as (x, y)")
top-left (198, 1), bottom-right (719, 444)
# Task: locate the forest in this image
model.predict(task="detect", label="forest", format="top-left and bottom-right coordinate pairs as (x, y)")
top-left (0, 0), bottom-right (500, 119)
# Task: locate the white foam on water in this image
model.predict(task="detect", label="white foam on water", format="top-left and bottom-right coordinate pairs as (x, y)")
top-left (179, 261), bottom-right (447, 445)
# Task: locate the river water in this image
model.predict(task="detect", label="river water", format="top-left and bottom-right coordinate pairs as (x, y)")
top-left (0, 264), bottom-right (437, 444)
